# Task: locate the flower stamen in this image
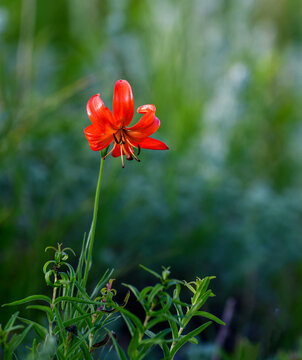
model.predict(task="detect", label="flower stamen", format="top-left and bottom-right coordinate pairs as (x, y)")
top-left (113, 133), bottom-right (119, 144)
top-left (120, 144), bottom-right (125, 168)
top-left (128, 146), bottom-right (140, 162)
top-left (102, 146), bottom-right (115, 160)
top-left (124, 138), bottom-right (140, 162)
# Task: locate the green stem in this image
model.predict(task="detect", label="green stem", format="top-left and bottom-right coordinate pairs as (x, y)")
top-left (83, 154), bottom-right (105, 287)
top-left (49, 273), bottom-right (58, 336)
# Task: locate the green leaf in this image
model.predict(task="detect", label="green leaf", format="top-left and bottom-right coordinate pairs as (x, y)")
top-left (18, 317), bottom-right (48, 341)
top-left (183, 281), bottom-right (196, 294)
top-left (167, 316), bottom-right (179, 341)
top-left (119, 308), bottom-right (144, 333)
top-left (194, 311), bottom-right (225, 325)
top-left (194, 289), bottom-right (214, 310)
top-left (76, 232), bottom-right (87, 282)
top-left (72, 304), bottom-right (93, 329)
top-left (75, 280), bottom-right (91, 300)
top-left (138, 329), bottom-right (172, 360)
top-left (5, 325), bottom-right (24, 333)
top-left (105, 328), bottom-right (128, 360)
top-left (139, 286), bottom-right (153, 301)
top-left (90, 268), bottom-right (114, 299)
top-left (43, 260), bottom-right (56, 274)
top-left (173, 301), bottom-right (184, 324)
top-left (45, 246), bottom-right (58, 253)
top-left (4, 311), bottom-right (19, 331)
top-left (192, 277), bottom-right (211, 304)
top-left (122, 291), bottom-right (130, 308)
top-left (169, 321), bottom-right (212, 358)
top-left (63, 313), bottom-right (95, 327)
top-left (173, 298), bottom-right (190, 307)
top-left (54, 307), bottom-right (67, 342)
top-left (26, 305), bottom-right (54, 321)
top-left (9, 323), bottom-right (33, 351)
top-left (141, 328), bottom-right (171, 345)
top-left (149, 293), bottom-right (173, 317)
top-left (62, 247), bottom-right (76, 256)
top-left (74, 281), bottom-right (95, 313)
top-left (145, 330), bottom-right (170, 358)
top-left (67, 329), bottom-right (93, 355)
top-left (60, 262), bottom-right (76, 280)
top-left (80, 342), bottom-right (93, 360)
top-left (173, 283), bottom-right (181, 299)
top-left (189, 337), bottom-right (199, 344)
top-left (56, 346), bottom-right (66, 360)
top-left (127, 329), bottom-right (140, 357)
top-left (45, 270), bottom-right (58, 287)
top-left (122, 284), bottom-right (140, 302)
top-left (146, 316), bottom-right (168, 331)
top-left (147, 284), bottom-right (164, 306)
top-left (54, 296), bottom-right (101, 306)
top-left (26, 337), bottom-right (39, 357)
top-left (121, 314), bottom-right (135, 337)
top-left (161, 341), bottom-right (170, 359)
top-left (139, 265), bottom-right (162, 280)
top-left (2, 295), bottom-right (51, 307)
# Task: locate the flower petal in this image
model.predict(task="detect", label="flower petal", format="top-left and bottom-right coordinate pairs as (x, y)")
top-left (126, 112), bottom-right (160, 141)
top-left (137, 137), bottom-right (169, 150)
top-left (87, 94), bottom-right (116, 133)
top-left (137, 104), bottom-right (156, 114)
top-left (112, 143), bottom-right (121, 157)
top-left (113, 80), bottom-right (134, 127)
top-left (84, 124), bottom-right (114, 151)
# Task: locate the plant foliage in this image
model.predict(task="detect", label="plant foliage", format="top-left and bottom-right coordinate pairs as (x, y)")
top-left (1, 244), bottom-right (223, 359)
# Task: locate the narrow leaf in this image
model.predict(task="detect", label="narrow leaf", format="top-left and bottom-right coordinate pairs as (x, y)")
top-left (55, 296), bottom-right (101, 306)
top-left (139, 265), bottom-right (162, 280)
top-left (9, 323), bottom-right (33, 351)
top-left (105, 329), bottom-right (128, 360)
top-left (3, 295), bottom-right (51, 307)
top-left (170, 321), bottom-right (212, 358)
top-left (18, 317), bottom-right (48, 340)
top-left (4, 312), bottom-right (19, 331)
top-left (194, 311), bottom-right (225, 325)
top-left (26, 305), bottom-right (54, 321)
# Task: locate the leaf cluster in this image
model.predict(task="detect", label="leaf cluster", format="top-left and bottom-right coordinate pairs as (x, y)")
top-left (112, 265), bottom-right (225, 360)
top-left (0, 246), bottom-right (223, 359)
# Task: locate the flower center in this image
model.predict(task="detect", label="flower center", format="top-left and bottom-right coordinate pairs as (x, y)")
top-left (113, 129), bottom-right (141, 167)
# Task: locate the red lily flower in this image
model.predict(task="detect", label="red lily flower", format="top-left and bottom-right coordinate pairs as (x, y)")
top-left (84, 80), bottom-right (169, 167)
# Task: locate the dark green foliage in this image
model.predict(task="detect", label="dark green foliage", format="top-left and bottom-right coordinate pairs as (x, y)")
top-left (0, 246), bottom-right (221, 359)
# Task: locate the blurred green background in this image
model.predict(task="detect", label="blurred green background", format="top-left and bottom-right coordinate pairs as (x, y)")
top-left (0, 0), bottom-right (302, 358)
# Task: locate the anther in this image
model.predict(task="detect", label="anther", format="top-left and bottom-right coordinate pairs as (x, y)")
top-left (113, 134), bottom-right (119, 144)
top-left (137, 144), bottom-right (141, 156)
top-left (128, 147), bottom-right (140, 162)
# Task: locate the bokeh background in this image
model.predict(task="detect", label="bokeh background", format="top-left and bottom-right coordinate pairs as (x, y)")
top-left (1, 0), bottom-right (302, 359)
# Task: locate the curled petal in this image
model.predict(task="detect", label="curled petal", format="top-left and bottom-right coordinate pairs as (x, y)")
top-left (87, 94), bottom-right (104, 121)
top-left (84, 124), bottom-right (114, 151)
top-left (126, 112), bottom-right (160, 141)
top-left (113, 80), bottom-right (134, 127)
top-left (137, 104), bottom-right (156, 114)
top-left (87, 94), bottom-right (116, 133)
top-left (137, 137), bottom-right (169, 150)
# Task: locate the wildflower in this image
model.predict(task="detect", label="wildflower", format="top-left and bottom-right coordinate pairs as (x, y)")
top-left (84, 80), bottom-right (169, 167)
